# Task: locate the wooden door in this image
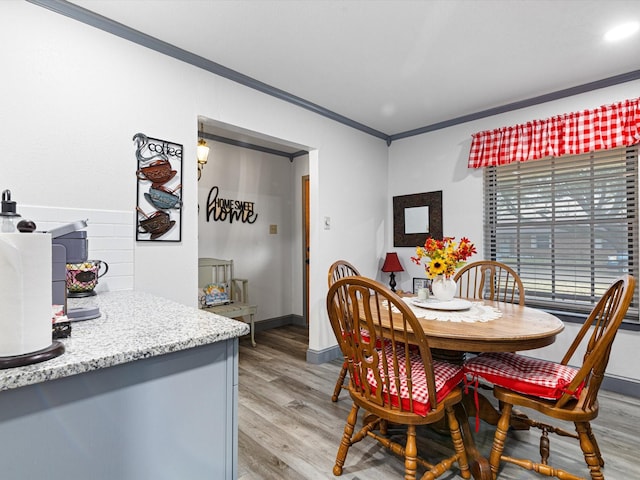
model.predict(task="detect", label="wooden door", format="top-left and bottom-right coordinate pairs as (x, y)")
top-left (303, 175), bottom-right (310, 326)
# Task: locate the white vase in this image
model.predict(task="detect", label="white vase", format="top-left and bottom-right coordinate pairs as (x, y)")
top-left (431, 275), bottom-right (457, 301)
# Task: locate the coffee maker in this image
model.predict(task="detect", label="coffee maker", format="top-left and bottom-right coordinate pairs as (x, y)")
top-left (49, 220), bottom-right (101, 322)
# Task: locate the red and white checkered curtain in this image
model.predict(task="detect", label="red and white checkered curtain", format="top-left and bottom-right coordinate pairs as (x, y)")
top-left (468, 97), bottom-right (640, 168)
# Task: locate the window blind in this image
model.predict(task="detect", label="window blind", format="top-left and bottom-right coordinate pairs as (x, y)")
top-left (484, 146), bottom-right (639, 322)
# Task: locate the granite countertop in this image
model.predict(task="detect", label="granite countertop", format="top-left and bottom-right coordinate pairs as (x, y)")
top-left (0, 290), bottom-right (250, 391)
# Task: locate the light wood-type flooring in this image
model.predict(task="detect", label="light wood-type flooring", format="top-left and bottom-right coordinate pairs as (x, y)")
top-left (238, 325), bottom-right (639, 480)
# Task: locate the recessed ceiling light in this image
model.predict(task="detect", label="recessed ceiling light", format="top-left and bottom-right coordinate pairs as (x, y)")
top-left (604, 21), bottom-right (640, 42)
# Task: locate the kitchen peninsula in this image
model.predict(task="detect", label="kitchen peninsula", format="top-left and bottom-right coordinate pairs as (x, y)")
top-left (0, 291), bottom-right (249, 480)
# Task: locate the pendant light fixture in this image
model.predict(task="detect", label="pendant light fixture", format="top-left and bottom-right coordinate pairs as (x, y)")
top-left (197, 122), bottom-right (210, 180)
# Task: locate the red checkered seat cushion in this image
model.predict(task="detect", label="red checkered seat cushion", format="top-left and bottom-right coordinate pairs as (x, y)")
top-left (360, 327), bottom-right (371, 343)
top-left (365, 341), bottom-right (464, 417)
top-left (464, 352), bottom-right (583, 400)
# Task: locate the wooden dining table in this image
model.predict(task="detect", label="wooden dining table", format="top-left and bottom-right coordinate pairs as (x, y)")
top-left (370, 295), bottom-right (565, 480)
top-left (380, 296), bottom-right (565, 354)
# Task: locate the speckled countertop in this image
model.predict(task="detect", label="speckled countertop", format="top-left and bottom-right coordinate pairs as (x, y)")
top-left (0, 290), bottom-right (250, 391)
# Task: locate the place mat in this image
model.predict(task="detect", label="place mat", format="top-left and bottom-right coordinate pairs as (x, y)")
top-left (392, 298), bottom-right (503, 323)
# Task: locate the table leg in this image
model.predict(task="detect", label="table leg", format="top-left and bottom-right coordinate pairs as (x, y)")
top-left (430, 349), bottom-right (499, 478)
top-left (453, 402), bottom-right (492, 480)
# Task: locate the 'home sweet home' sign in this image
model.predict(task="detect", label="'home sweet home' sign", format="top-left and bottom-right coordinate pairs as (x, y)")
top-left (206, 186), bottom-right (258, 224)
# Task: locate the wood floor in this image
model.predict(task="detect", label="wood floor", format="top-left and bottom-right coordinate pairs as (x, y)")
top-left (238, 325), bottom-right (638, 480)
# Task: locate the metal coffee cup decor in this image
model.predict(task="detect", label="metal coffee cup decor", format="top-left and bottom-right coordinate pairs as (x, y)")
top-left (144, 184), bottom-right (182, 210)
top-left (136, 159), bottom-right (177, 186)
top-left (137, 208), bottom-right (176, 240)
top-left (133, 133), bottom-right (182, 242)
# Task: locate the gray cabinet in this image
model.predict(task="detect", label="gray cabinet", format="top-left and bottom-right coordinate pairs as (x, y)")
top-left (0, 339), bottom-right (239, 479)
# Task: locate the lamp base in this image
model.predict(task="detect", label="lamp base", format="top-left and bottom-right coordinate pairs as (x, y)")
top-left (388, 272), bottom-right (397, 292)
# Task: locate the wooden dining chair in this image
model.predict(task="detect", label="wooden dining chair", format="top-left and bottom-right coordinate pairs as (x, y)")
top-left (326, 276), bottom-right (471, 480)
top-left (327, 260), bottom-right (361, 402)
top-left (464, 274), bottom-right (635, 480)
top-left (454, 260), bottom-right (525, 305)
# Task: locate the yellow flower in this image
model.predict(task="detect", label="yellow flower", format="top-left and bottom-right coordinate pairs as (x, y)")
top-left (429, 259), bottom-right (447, 276)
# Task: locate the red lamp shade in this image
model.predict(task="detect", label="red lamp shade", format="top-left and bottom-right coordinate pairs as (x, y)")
top-left (381, 252), bottom-right (403, 292)
top-left (381, 252), bottom-right (404, 273)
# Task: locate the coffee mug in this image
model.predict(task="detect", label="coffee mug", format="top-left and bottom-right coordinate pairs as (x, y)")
top-left (66, 260), bottom-right (109, 292)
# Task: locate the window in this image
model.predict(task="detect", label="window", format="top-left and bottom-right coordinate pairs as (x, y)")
top-left (484, 146), bottom-right (639, 323)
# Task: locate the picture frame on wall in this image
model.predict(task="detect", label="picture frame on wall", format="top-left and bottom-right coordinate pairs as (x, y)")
top-left (393, 190), bottom-right (443, 247)
top-left (133, 133), bottom-right (183, 242)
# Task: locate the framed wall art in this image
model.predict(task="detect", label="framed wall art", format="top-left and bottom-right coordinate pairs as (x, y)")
top-left (133, 133), bottom-right (183, 242)
top-left (393, 190), bottom-right (442, 247)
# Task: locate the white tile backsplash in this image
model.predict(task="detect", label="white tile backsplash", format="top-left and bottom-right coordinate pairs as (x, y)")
top-left (20, 205), bottom-right (134, 292)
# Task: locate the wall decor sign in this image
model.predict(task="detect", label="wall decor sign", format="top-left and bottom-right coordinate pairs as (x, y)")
top-left (133, 133), bottom-right (183, 241)
top-left (393, 190), bottom-right (443, 247)
top-left (205, 186), bottom-right (258, 224)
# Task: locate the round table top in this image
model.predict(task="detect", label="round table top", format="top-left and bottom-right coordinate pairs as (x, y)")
top-left (379, 297), bottom-right (565, 353)
top-left (421, 300), bottom-right (563, 352)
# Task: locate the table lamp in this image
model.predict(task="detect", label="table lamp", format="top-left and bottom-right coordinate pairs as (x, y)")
top-left (381, 252), bottom-right (404, 292)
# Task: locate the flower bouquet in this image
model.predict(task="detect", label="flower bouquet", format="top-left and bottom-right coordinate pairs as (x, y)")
top-left (411, 236), bottom-right (476, 278)
top-left (411, 237), bottom-right (477, 301)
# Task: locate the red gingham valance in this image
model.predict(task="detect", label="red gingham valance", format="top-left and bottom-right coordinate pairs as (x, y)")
top-left (468, 97), bottom-right (640, 168)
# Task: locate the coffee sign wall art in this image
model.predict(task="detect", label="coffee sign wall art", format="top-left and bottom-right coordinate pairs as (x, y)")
top-left (133, 133), bottom-right (183, 241)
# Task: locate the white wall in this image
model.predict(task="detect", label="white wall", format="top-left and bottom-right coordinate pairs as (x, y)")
top-left (1, 1), bottom-right (388, 357)
top-left (388, 80), bottom-right (640, 386)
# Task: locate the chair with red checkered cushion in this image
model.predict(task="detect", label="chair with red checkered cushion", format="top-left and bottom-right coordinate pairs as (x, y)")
top-left (327, 260), bottom-right (362, 402)
top-left (326, 276), bottom-right (471, 480)
top-left (465, 274), bottom-right (635, 480)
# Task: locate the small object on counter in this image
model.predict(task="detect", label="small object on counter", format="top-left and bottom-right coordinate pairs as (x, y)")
top-left (0, 189), bottom-right (21, 232)
top-left (52, 305), bottom-right (71, 339)
top-left (17, 219), bottom-right (36, 232)
top-left (52, 305), bottom-right (65, 318)
top-left (52, 321), bottom-right (71, 339)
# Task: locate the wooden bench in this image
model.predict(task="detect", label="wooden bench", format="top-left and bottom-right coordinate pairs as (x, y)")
top-left (198, 257), bottom-right (257, 346)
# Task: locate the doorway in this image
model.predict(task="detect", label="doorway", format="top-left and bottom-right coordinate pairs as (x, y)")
top-left (197, 118), bottom-right (311, 340)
